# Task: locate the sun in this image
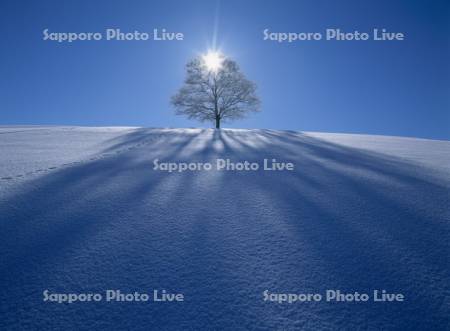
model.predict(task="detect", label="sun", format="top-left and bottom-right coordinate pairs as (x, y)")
top-left (202, 51), bottom-right (223, 72)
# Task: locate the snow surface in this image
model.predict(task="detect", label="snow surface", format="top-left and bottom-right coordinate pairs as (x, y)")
top-left (0, 126), bottom-right (449, 330)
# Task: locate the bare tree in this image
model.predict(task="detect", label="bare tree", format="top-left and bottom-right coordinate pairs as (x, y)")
top-left (171, 55), bottom-right (260, 129)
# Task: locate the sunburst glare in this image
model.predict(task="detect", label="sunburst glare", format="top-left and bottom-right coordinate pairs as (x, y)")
top-left (202, 51), bottom-right (224, 72)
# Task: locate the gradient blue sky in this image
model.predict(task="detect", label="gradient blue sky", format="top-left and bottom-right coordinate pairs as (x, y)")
top-left (1, 0), bottom-right (449, 139)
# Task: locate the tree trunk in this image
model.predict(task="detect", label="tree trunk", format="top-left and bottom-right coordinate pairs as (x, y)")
top-left (215, 117), bottom-right (220, 129)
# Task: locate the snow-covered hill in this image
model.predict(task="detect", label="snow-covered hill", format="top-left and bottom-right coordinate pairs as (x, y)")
top-left (0, 126), bottom-right (449, 330)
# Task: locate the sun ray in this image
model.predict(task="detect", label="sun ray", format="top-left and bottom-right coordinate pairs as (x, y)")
top-left (202, 51), bottom-right (223, 72)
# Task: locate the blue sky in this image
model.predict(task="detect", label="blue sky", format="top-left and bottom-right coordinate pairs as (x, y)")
top-left (0, 0), bottom-right (449, 139)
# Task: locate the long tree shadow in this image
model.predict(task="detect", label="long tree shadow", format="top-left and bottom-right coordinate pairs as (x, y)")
top-left (0, 128), bottom-right (449, 329)
top-left (167, 129), bottom-right (450, 328)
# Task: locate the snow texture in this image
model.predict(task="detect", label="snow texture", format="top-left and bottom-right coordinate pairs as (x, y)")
top-left (0, 126), bottom-right (449, 330)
